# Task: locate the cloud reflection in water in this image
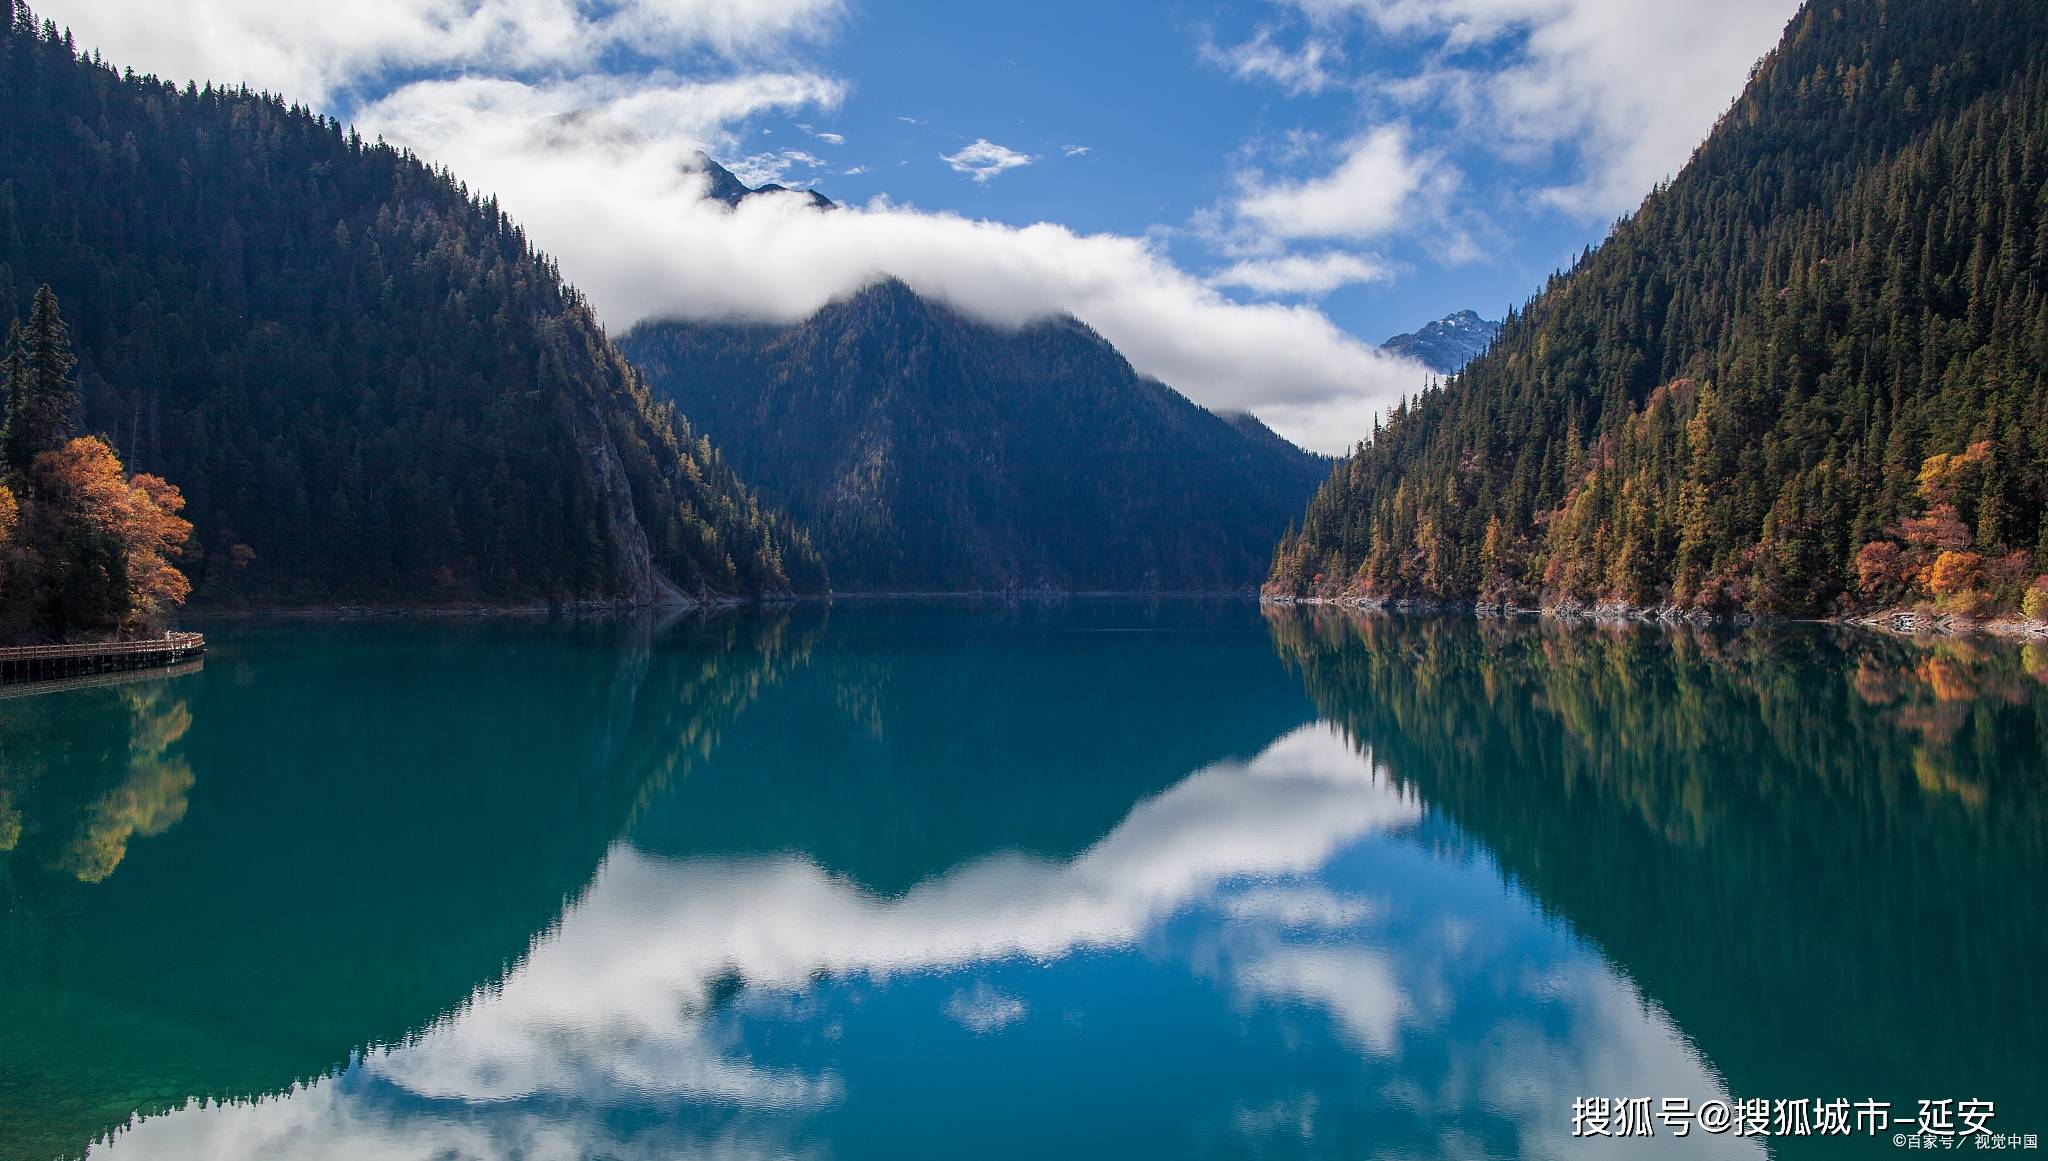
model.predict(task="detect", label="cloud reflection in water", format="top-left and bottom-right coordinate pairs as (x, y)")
top-left (94, 724), bottom-right (1756, 1159)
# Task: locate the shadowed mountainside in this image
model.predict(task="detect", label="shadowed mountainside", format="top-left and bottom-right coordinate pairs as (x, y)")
top-left (622, 279), bottom-right (1330, 594)
top-left (0, 7), bottom-right (821, 606)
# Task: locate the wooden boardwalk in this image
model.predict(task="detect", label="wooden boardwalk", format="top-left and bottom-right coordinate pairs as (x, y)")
top-left (0, 632), bottom-right (206, 684)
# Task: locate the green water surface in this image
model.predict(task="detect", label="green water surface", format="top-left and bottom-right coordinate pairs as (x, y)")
top-left (0, 603), bottom-right (2041, 1159)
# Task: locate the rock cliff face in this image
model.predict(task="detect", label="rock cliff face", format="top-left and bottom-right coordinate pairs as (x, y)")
top-left (577, 404), bottom-right (688, 606)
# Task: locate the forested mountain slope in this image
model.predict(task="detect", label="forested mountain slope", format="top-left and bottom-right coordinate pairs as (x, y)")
top-left (0, 4), bottom-right (822, 605)
top-left (622, 279), bottom-right (1331, 593)
top-left (1270, 0), bottom-right (2048, 618)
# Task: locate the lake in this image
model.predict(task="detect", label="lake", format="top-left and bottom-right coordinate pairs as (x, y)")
top-left (1, 603), bottom-right (2042, 1160)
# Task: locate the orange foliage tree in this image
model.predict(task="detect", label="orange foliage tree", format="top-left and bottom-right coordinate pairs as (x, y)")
top-left (1855, 440), bottom-right (2037, 617)
top-left (0, 483), bottom-right (13, 610)
top-left (31, 436), bottom-right (192, 634)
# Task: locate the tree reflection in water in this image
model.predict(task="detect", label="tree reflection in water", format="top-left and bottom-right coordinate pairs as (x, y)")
top-left (1265, 608), bottom-right (2048, 1141)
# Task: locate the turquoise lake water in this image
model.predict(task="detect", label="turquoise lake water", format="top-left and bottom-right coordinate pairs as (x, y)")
top-left (1, 603), bottom-right (2042, 1159)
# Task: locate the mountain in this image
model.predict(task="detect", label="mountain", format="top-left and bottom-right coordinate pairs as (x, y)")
top-left (1378, 310), bottom-right (1499, 375)
top-left (1270, 0), bottom-right (2048, 619)
top-left (1220, 409), bottom-right (1319, 463)
top-left (620, 279), bottom-right (1331, 593)
top-left (688, 151), bottom-right (833, 211)
top-left (0, 6), bottom-right (823, 606)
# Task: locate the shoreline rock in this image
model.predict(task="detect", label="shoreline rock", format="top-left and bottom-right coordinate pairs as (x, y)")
top-left (1259, 593), bottom-right (2048, 641)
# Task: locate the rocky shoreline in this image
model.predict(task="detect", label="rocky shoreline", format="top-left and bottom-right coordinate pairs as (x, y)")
top-left (1259, 593), bottom-right (2048, 640)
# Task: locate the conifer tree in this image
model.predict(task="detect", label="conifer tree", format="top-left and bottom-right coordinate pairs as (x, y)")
top-left (2, 285), bottom-right (77, 479)
top-left (0, 320), bottom-right (20, 477)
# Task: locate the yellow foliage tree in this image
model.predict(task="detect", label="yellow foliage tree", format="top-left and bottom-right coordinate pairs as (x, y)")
top-left (0, 483), bottom-right (15, 604)
top-left (1915, 440), bottom-right (1995, 504)
top-left (2025, 582), bottom-right (2048, 623)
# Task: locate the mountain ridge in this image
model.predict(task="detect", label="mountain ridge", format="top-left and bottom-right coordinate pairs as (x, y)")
top-left (688, 151), bottom-right (834, 211)
top-left (1379, 310), bottom-right (1500, 375)
top-left (622, 277), bottom-right (1331, 593)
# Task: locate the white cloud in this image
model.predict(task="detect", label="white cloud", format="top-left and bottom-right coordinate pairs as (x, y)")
top-left (1200, 26), bottom-right (1340, 96)
top-left (359, 70), bottom-right (845, 171)
top-left (1250, 393), bottom-right (1396, 456)
top-left (1235, 125), bottom-right (1433, 242)
top-left (1357, 0), bottom-right (1801, 216)
top-left (814, 130), bottom-right (845, 144)
top-left (1062, 144), bottom-right (1091, 157)
top-left (1211, 251), bottom-right (1392, 296)
top-left (1180, 126), bottom-right (1434, 328)
top-left (1228, 0), bottom-right (1801, 218)
top-left (36, 0), bottom-right (846, 106)
top-left (1244, 946), bottom-right (1410, 1054)
top-left (1220, 884), bottom-right (1377, 929)
top-left (940, 138), bottom-right (1035, 183)
top-left (357, 67), bottom-right (826, 198)
top-left (945, 983), bottom-right (1029, 1033)
top-left (725, 147), bottom-right (828, 187)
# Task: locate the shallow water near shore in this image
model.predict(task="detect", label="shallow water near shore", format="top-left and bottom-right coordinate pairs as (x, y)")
top-left (1, 602), bottom-right (2042, 1160)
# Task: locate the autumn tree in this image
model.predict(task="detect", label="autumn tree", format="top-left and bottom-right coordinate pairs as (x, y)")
top-left (1849, 441), bottom-right (2036, 617)
top-left (24, 436), bottom-right (191, 635)
top-left (0, 482), bottom-right (14, 606)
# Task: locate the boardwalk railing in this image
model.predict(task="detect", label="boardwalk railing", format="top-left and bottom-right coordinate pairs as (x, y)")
top-left (0, 631), bottom-right (206, 683)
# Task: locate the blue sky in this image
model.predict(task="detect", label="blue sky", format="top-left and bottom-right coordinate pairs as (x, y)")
top-left (780, 0), bottom-right (1591, 342)
top-left (41, 0), bottom-right (1802, 451)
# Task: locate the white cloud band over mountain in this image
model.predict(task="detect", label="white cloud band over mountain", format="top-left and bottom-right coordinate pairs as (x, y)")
top-left (356, 76), bottom-right (1436, 454)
